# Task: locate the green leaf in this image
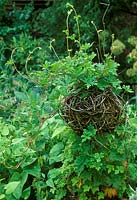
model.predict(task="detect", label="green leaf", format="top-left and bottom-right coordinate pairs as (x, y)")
top-left (22, 187), bottom-right (31, 200)
top-left (83, 185), bottom-right (90, 192)
top-left (52, 126), bottom-right (67, 138)
top-left (48, 168), bottom-right (60, 179)
top-left (11, 137), bottom-right (26, 145)
top-left (46, 179), bottom-right (55, 188)
top-left (107, 165), bottom-right (115, 174)
top-left (82, 125), bottom-right (96, 142)
top-left (14, 91), bottom-right (27, 101)
top-left (81, 75), bottom-right (96, 88)
top-left (4, 181), bottom-right (20, 195)
top-left (49, 142), bottom-right (64, 164)
top-left (21, 157), bottom-right (37, 168)
top-left (122, 85), bottom-right (133, 93)
top-left (97, 78), bottom-right (110, 90)
top-left (24, 165), bottom-right (40, 178)
top-left (98, 192), bottom-right (105, 200)
top-left (9, 171), bottom-right (28, 199)
top-left (129, 118), bottom-right (137, 128)
top-left (0, 195), bottom-right (5, 200)
top-left (1, 125), bottom-right (9, 136)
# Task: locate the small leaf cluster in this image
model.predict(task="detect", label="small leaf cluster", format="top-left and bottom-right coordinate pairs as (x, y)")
top-left (32, 43), bottom-right (122, 100)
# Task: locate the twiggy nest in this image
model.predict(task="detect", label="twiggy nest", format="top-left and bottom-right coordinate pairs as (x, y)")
top-left (61, 87), bottom-right (124, 133)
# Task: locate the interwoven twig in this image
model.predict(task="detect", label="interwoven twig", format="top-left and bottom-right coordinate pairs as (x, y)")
top-left (61, 87), bottom-right (124, 133)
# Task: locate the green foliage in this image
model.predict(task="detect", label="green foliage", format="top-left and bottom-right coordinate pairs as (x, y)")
top-left (126, 36), bottom-right (137, 79)
top-left (0, 1), bottom-right (51, 72)
top-left (29, 29), bottom-right (136, 199)
top-left (7, 33), bottom-right (47, 71)
top-left (32, 44), bottom-right (122, 98)
top-left (0, 2), bottom-right (33, 37)
top-left (32, 0), bottom-right (102, 54)
top-left (110, 35), bottom-right (137, 98)
top-left (45, 118), bottom-right (137, 199)
top-left (0, 77), bottom-right (50, 199)
top-left (0, 1), bottom-right (137, 199)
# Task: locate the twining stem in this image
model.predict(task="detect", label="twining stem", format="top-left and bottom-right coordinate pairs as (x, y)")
top-left (66, 3), bottom-right (81, 56)
top-left (91, 21), bottom-right (103, 62)
top-left (101, 2), bottom-right (110, 55)
top-left (25, 47), bottom-right (42, 74)
top-left (10, 47), bottom-right (41, 84)
top-left (72, 7), bottom-right (81, 48)
top-left (66, 11), bottom-right (72, 56)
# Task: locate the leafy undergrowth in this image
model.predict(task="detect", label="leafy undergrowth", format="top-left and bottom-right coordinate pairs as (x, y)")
top-left (0, 46), bottom-right (137, 200)
top-left (0, 2), bottom-right (137, 199)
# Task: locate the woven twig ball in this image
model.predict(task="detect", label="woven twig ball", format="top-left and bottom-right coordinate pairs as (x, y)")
top-left (61, 87), bottom-right (124, 133)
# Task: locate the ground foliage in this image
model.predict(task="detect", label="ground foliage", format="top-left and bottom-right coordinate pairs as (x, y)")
top-left (0, 0), bottom-right (137, 199)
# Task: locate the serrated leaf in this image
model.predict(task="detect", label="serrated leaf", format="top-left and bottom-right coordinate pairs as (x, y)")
top-left (104, 187), bottom-right (117, 198)
top-left (83, 185), bottom-right (90, 192)
top-left (4, 181), bottom-right (20, 195)
top-left (98, 192), bottom-right (104, 200)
